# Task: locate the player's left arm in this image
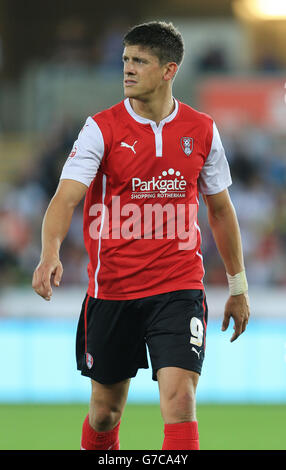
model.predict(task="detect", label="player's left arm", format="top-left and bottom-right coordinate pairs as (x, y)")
top-left (203, 188), bottom-right (250, 342)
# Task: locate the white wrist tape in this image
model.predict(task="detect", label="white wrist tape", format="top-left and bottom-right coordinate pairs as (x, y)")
top-left (226, 270), bottom-right (248, 296)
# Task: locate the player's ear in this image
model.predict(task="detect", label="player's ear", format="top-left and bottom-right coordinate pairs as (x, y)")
top-left (163, 62), bottom-right (178, 82)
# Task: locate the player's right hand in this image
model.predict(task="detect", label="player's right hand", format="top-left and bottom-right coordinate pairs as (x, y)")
top-left (32, 257), bottom-right (63, 301)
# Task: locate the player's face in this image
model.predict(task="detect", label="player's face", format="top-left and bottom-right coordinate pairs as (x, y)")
top-left (123, 45), bottom-right (169, 101)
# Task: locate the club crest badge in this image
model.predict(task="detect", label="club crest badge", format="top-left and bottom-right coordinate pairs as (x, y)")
top-left (180, 137), bottom-right (193, 156)
top-left (85, 352), bottom-right (94, 369)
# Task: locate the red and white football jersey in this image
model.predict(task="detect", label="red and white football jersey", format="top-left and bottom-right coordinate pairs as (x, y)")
top-left (60, 98), bottom-right (232, 299)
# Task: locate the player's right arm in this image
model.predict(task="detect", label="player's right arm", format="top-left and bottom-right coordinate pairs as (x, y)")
top-left (32, 179), bottom-right (88, 301)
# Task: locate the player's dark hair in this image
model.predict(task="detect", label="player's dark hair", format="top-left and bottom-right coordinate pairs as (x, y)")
top-left (123, 21), bottom-right (184, 66)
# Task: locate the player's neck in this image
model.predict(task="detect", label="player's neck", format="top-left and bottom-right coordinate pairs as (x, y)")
top-left (130, 92), bottom-right (175, 126)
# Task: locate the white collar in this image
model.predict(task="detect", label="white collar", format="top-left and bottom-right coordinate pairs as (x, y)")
top-left (124, 98), bottom-right (179, 128)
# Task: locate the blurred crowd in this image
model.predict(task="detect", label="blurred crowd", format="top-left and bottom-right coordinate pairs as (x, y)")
top-left (199, 125), bottom-right (286, 287)
top-left (0, 116), bottom-right (285, 290)
top-left (49, 18), bottom-right (286, 75)
top-left (0, 119), bottom-right (89, 288)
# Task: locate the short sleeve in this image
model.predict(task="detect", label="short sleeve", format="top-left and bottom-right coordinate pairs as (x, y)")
top-left (198, 121), bottom-right (232, 195)
top-left (60, 116), bottom-right (105, 187)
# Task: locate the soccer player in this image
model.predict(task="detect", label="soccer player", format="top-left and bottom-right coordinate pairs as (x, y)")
top-left (32, 21), bottom-right (250, 450)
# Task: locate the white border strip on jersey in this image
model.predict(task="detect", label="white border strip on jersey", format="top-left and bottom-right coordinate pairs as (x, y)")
top-left (194, 219), bottom-right (205, 283)
top-left (94, 174), bottom-right (107, 298)
top-left (196, 249), bottom-right (205, 283)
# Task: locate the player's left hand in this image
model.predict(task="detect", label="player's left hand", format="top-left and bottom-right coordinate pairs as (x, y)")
top-left (221, 293), bottom-right (250, 342)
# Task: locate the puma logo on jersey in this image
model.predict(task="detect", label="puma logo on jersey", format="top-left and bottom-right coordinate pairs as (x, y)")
top-left (121, 140), bottom-right (138, 154)
top-left (192, 347), bottom-right (201, 359)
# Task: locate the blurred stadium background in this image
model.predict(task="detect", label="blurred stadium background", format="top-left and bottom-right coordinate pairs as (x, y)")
top-left (0, 0), bottom-right (286, 450)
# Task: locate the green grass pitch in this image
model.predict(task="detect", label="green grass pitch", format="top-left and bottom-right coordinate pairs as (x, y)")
top-left (0, 403), bottom-right (285, 450)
